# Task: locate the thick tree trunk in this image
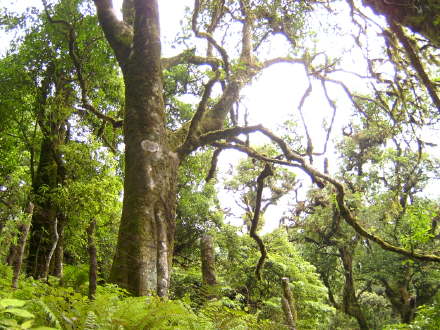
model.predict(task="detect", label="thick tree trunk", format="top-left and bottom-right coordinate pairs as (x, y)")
top-left (87, 219), bottom-right (97, 300)
top-left (201, 234), bottom-right (217, 286)
top-left (108, 0), bottom-right (179, 296)
top-left (27, 138), bottom-right (60, 279)
top-left (339, 246), bottom-right (369, 330)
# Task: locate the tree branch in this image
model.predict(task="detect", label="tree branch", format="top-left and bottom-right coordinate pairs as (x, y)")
top-left (162, 53), bottom-right (221, 70)
top-left (251, 163), bottom-right (273, 280)
top-left (192, 0), bottom-right (230, 76)
top-left (43, 1), bottom-right (123, 129)
top-left (206, 148), bottom-right (223, 182)
top-left (388, 20), bottom-right (440, 112)
top-left (93, 0), bottom-right (132, 66)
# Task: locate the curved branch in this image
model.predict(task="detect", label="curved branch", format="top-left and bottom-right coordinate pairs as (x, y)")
top-left (206, 147), bottom-right (222, 182)
top-left (93, 0), bottom-right (132, 66)
top-left (251, 163), bottom-right (273, 280)
top-left (177, 71), bottom-right (220, 157)
top-left (261, 56), bottom-right (305, 69)
top-left (192, 0), bottom-right (230, 75)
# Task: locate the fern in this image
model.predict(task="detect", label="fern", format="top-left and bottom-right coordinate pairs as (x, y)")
top-left (33, 300), bottom-right (61, 329)
top-left (83, 311), bottom-right (98, 330)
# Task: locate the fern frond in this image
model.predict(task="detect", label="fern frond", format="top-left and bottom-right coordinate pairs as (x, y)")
top-left (34, 299), bottom-right (62, 329)
top-left (83, 311), bottom-right (98, 329)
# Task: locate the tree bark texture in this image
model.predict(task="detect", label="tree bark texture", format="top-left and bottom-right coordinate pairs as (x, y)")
top-left (201, 234), bottom-right (217, 286)
top-left (26, 58), bottom-right (68, 280)
top-left (87, 219), bottom-right (97, 300)
top-left (104, 0), bottom-right (179, 296)
top-left (27, 138), bottom-right (61, 279)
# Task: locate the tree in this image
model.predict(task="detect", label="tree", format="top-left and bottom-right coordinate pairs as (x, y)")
top-left (93, 0), bottom-right (314, 296)
top-left (0, 0), bottom-right (123, 280)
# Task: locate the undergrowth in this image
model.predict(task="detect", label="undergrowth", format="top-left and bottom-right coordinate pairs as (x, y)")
top-left (0, 264), bottom-right (285, 329)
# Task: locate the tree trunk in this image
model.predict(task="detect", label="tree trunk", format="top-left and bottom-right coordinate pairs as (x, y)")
top-left (201, 234), bottom-right (217, 286)
top-left (107, 0), bottom-right (179, 296)
top-left (27, 138), bottom-right (60, 279)
top-left (87, 219), bottom-right (97, 300)
top-left (11, 202), bottom-right (33, 289)
top-left (281, 277), bottom-right (297, 330)
top-left (339, 246), bottom-right (369, 330)
top-left (12, 223), bottom-right (31, 289)
top-left (50, 212), bottom-right (66, 278)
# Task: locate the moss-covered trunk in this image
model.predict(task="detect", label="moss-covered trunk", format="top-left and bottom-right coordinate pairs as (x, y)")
top-left (107, 0), bottom-right (179, 297)
top-left (27, 138), bottom-right (62, 279)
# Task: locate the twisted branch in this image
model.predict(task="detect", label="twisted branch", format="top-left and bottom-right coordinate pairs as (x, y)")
top-left (251, 163), bottom-right (273, 280)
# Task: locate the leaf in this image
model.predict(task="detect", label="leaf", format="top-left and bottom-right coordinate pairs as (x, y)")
top-left (0, 318), bottom-right (18, 326)
top-left (6, 308), bottom-right (35, 319)
top-left (0, 298), bottom-right (27, 308)
top-left (20, 319), bottom-right (34, 329)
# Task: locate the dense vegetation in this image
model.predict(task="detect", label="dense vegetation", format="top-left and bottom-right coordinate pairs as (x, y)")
top-left (0, 0), bottom-right (439, 329)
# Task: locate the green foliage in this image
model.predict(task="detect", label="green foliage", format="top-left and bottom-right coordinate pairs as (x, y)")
top-left (382, 299), bottom-right (440, 330)
top-left (200, 299), bottom-right (284, 330)
top-left (214, 228), bottom-right (334, 328)
top-left (410, 303), bottom-right (440, 330)
top-left (400, 201), bottom-right (436, 249)
top-left (62, 264), bottom-right (89, 290)
top-left (0, 298), bottom-right (56, 330)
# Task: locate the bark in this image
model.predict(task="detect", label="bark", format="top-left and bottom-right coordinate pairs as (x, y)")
top-left (6, 243), bottom-right (17, 266)
top-left (201, 234), bottom-right (217, 286)
top-left (11, 223), bottom-right (31, 289)
top-left (101, 0), bottom-right (179, 296)
top-left (281, 278), bottom-right (297, 330)
top-left (87, 219), bottom-right (97, 300)
top-left (250, 164), bottom-right (273, 280)
top-left (27, 138), bottom-right (60, 279)
top-left (11, 202), bottom-right (33, 289)
top-left (42, 217), bottom-right (59, 281)
top-left (339, 246), bottom-right (369, 330)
